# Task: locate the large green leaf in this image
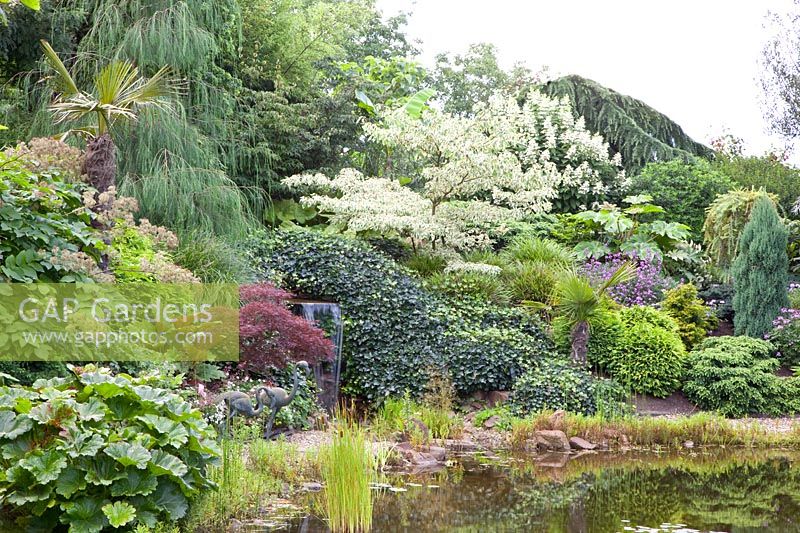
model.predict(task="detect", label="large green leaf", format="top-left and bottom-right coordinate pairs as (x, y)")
top-left (105, 442), bottom-right (151, 469)
top-left (403, 88), bottom-right (436, 119)
top-left (111, 470), bottom-right (158, 497)
top-left (151, 480), bottom-right (188, 520)
top-left (137, 414), bottom-right (188, 447)
top-left (5, 484), bottom-right (52, 505)
top-left (62, 430), bottom-right (105, 458)
top-left (132, 386), bottom-right (174, 405)
top-left (56, 467), bottom-right (87, 498)
top-left (83, 456), bottom-right (126, 486)
top-left (20, 449), bottom-right (67, 484)
top-left (75, 398), bottom-right (107, 421)
top-left (102, 501), bottom-right (136, 528)
top-left (0, 411), bottom-right (32, 438)
top-left (60, 497), bottom-right (105, 533)
top-left (148, 449), bottom-right (188, 478)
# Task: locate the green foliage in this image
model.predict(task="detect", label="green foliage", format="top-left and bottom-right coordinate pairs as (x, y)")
top-left (573, 195), bottom-right (691, 260)
top-left (629, 159), bottom-right (734, 236)
top-left (0, 154), bottom-right (102, 281)
top-left (250, 229), bottom-right (552, 400)
top-left (372, 393), bottom-right (461, 441)
top-left (499, 236), bottom-right (574, 304)
top-left (703, 189), bottom-right (780, 273)
top-left (611, 307), bottom-right (687, 397)
top-left (509, 359), bottom-right (626, 416)
top-left (662, 284), bottom-right (719, 349)
top-left (542, 75), bottom-right (714, 174)
top-left (0, 365), bottom-right (220, 531)
top-left (731, 196), bottom-right (789, 337)
top-left (553, 309), bottom-right (625, 366)
top-left (473, 406), bottom-right (515, 431)
top-left (403, 253), bottom-right (447, 277)
top-left (110, 225), bottom-right (157, 282)
top-left (683, 337), bottom-right (791, 417)
top-left (172, 234), bottom-right (252, 283)
top-left (426, 270), bottom-right (512, 305)
top-left (713, 152), bottom-right (800, 213)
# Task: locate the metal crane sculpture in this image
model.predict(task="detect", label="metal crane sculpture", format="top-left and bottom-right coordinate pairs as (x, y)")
top-left (213, 386), bottom-right (270, 437)
top-left (261, 360), bottom-right (310, 439)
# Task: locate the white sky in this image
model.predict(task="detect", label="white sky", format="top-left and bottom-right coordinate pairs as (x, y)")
top-left (376, 0), bottom-right (797, 161)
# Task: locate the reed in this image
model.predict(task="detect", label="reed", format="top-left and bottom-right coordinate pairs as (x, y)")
top-left (319, 417), bottom-right (374, 532)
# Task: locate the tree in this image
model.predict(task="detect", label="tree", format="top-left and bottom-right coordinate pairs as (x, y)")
top-left (760, 0), bottom-right (800, 138)
top-left (40, 40), bottom-right (176, 194)
top-left (628, 159), bottom-right (734, 236)
top-left (731, 196), bottom-right (789, 338)
top-left (542, 75), bottom-right (713, 174)
top-left (554, 263), bottom-right (636, 365)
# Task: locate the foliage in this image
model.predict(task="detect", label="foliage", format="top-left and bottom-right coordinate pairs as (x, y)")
top-left (573, 194), bottom-right (692, 261)
top-left (371, 393), bottom-right (462, 441)
top-left (285, 91), bottom-right (625, 251)
top-left (713, 149), bottom-right (800, 213)
top-left (699, 283), bottom-right (735, 322)
top-left (426, 270), bottom-right (511, 305)
top-left (732, 196), bottom-right (789, 337)
top-left (250, 229), bottom-right (551, 400)
top-left (499, 236), bottom-right (574, 304)
top-left (172, 234), bottom-right (253, 283)
top-left (542, 75), bottom-right (714, 174)
top-left (553, 309), bottom-right (625, 367)
top-left (760, 1), bottom-right (800, 139)
top-left (703, 189), bottom-right (780, 273)
top-left (509, 359), bottom-right (625, 416)
top-left (628, 159), bottom-right (733, 235)
top-left (0, 365), bottom-right (220, 531)
top-left (683, 337), bottom-right (790, 417)
top-left (661, 284), bottom-right (719, 350)
top-left (581, 253), bottom-right (671, 306)
top-left (609, 307), bottom-right (687, 397)
top-left (0, 153), bottom-right (103, 282)
top-left (766, 307), bottom-right (800, 366)
top-left (4, 137), bottom-right (84, 182)
top-left (239, 283), bottom-right (334, 371)
top-left (404, 253), bottom-right (447, 277)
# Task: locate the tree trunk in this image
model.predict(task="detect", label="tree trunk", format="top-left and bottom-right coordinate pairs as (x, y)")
top-left (570, 320), bottom-right (590, 366)
top-left (82, 133), bottom-right (116, 194)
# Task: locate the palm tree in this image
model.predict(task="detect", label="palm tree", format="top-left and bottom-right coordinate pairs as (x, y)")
top-left (39, 40), bottom-right (177, 193)
top-left (554, 262), bottom-right (636, 365)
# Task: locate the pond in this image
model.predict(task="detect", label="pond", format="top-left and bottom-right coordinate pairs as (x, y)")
top-left (283, 449), bottom-right (800, 532)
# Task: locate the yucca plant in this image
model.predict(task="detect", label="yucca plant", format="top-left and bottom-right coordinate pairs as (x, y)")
top-left (39, 40), bottom-right (178, 193)
top-left (554, 262), bottom-right (636, 365)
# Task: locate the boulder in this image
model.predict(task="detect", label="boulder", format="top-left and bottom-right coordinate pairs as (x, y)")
top-left (483, 415), bottom-right (501, 429)
top-left (486, 391), bottom-right (510, 407)
top-left (444, 439), bottom-right (482, 452)
top-left (421, 445), bottom-right (447, 462)
top-left (549, 409), bottom-right (566, 427)
top-left (569, 436), bottom-right (597, 450)
top-left (534, 430), bottom-right (571, 452)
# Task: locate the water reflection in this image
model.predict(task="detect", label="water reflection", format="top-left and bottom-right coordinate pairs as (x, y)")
top-left (288, 450), bottom-right (800, 532)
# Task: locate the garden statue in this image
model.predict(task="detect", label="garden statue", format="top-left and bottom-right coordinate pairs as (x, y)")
top-left (214, 386), bottom-right (270, 436)
top-left (261, 360), bottom-right (311, 439)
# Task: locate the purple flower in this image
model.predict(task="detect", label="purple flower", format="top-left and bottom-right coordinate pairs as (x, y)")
top-left (580, 252), bottom-right (671, 306)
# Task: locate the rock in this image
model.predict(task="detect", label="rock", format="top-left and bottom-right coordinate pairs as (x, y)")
top-left (549, 409), bottom-right (566, 427)
top-left (534, 430), bottom-right (571, 452)
top-left (536, 452), bottom-right (569, 468)
top-left (444, 439), bottom-right (482, 452)
top-left (569, 450), bottom-right (598, 461)
top-left (301, 482), bottom-right (323, 492)
top-left (472, 391), bottom-right (488, 402)
top-left (423, 445), bottom-right (447, 462)
top-left (483, 415), bottom-right (501, 429)
top-left (683, 440), bottom-right (695, 449)
top-left (464, 412), bottom-right (477, 423)
top-left (569, 436), bottom-right (597, 450)
top-left (486, 391), bottom-right (510, 407)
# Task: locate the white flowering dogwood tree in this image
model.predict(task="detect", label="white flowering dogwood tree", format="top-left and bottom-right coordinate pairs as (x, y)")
top-left (284, 92), bottom-right (625, 252)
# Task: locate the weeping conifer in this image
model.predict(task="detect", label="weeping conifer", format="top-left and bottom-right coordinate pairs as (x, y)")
top-left (731, 196), bottom-right (789, 338)
top-left (14, 0), bottom-right (258, 240)
top-left (541, 75), bottom-right (714, 174)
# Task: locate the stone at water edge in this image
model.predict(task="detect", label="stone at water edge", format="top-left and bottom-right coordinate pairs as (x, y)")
top-left (483, 415), bottom-right (501, 429)
top-left (569, 436), bottom-right (597, 450)
top-left (534, 430), bottom-right (571, 452)
top-left (683, 440), bottom-right (695, 449)
top-left (301, 482), bottom-right (323, 492)
top-left (536, 452), bottom-right (569, 468)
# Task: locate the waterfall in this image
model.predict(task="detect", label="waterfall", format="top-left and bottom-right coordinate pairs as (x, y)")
top-left (296, 301), bottom-right (343, 411)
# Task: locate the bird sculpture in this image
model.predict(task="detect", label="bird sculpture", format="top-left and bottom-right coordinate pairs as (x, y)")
top-left (213, 386), bottom-right (270, 437)
top-left (260, 360), bottom-right (311, 439)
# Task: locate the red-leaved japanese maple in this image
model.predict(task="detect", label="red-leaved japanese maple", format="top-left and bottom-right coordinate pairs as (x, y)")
top-left (239, 283), bottom-right (334, 370)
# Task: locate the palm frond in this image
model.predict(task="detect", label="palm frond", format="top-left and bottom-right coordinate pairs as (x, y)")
top-left (598, 261), bottom-right (637, 294)
top-left (39, 40), bottom-right (79, 97)
top-left (554, 273), bottom-right (598, 324)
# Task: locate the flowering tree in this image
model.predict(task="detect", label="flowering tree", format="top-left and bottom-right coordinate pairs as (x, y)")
top-left (285, 92), bottom-right (625, 252)
top-left (239, 283), bottom-right (335, 371)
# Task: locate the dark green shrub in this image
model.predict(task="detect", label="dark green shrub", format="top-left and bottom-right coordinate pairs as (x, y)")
top-left (661, 284), bottom-right (719, 350)
top-left (509, 359), bottom-right (626, 416)
top-left (698, 283), bottom-right (735, 322)
top-left (732, 196), bottom-right (789, 338)
top-left (509, 359), bottom-right (598, 415)
top-left (683, 337), bottom-right (788, 417)
top-left (629, 159), bottom-right (733, 235)
top-left (403, 253), bottom-right (447, 277)
top-left (426, 270), bottom-right (512, 305)
top-left (249, 229), bottom-right (552, 401)
top-left (0, 365), bottom-right (220, 531)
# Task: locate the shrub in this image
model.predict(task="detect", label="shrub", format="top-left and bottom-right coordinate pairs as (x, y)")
top-left (403, 253), bottom-right (447, 277)
top-left (239, 283), bottom-right (335, 371)
top-left (4, 137), bottom-right (85, 182)
top-left (249, 229), bottom-right (552, 401)
top-left (699, 283), bottom-right (735, 322)
top-left (661, 284), bottom-right (719, 349)
top-left (509, 359), bottom-right (626, 416)
top-left (0, 365), bottom-right (220, 531)
top-left (731, 196), bottom-right (789, 338)
top-left (713, 152), bottom-right (800, 213)
top-left (501, 235), bottom-right (575, 266)
top-left (581, 253), bottom-right (672, 306)
top-left (173, 235), bottom-right (253, 283)
top-left (553, 309), bottom-right (625, 368)
top-left (683, 337), bottom-right (787, 417)
top-left (765, 307), bottom-right (800, 366)
top-left (426, 270), bottom-right (511, 305)
top-left (628, 159), bottom-right (733, 236)
top-left (501, 260), bottom-right (561, 304)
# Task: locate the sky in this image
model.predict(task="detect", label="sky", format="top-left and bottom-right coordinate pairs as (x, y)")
top-left (375, 0), bottom-right (797, 160)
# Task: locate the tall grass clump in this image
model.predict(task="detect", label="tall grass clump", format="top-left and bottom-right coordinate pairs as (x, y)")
top-left (319, 417), bottom-right (375, 532)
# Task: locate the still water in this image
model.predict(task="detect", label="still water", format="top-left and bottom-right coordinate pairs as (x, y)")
top-left (288, 449), bottom-right (800, 532)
